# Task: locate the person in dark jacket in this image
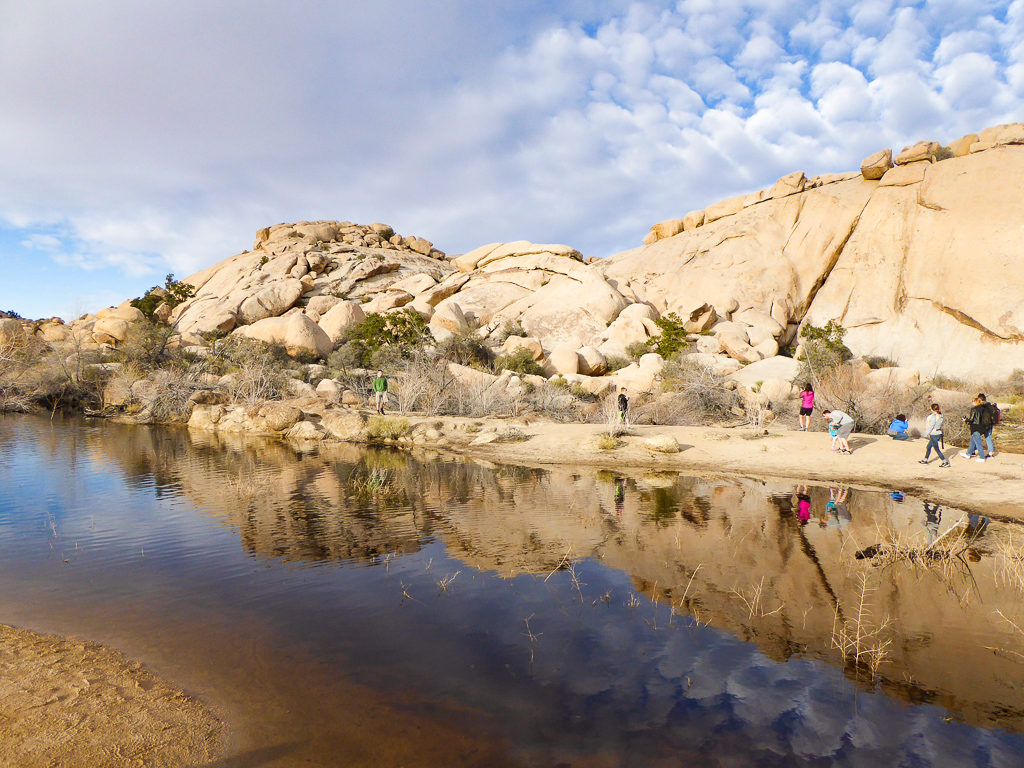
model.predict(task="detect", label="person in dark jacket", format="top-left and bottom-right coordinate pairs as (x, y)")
top-left (617, 387), bottom-right (629, 423)
top-left (960, 394), bottom-right (992, 462)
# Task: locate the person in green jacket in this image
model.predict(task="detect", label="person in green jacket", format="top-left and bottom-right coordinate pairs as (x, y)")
top-left (372, 370), bottom-right (388, 414)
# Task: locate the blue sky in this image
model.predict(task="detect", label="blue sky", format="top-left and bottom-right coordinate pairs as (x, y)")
top-left (1, 0), bottom-right (1022, 319)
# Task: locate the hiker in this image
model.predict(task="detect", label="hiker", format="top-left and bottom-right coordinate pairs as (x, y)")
top-left (822, 409), bottom-right (855, 454)
top-left (960, 394), bottom-right (992, 462)
top-left (979, 394), bottom-right (999, 457)
top-left (886, 413), bottom-right (910, 440)
top-left (797, 383), bottom-right (814, 431)
top-left (371, 370), bottom-right (388, 415)
top-left (617, 387), bottom-right (628, 424)
top-left (919, 403), bottom-right (950, 467)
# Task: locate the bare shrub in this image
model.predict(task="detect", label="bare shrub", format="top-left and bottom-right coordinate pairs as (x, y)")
top-left (813, 364), bottom-right (931, 434)
top-left (601, 392), bottom-right (628, 436)
top-left (660, 356), bottom-right (743, 424)
top-left (0, 325), bottom-right (39, 412)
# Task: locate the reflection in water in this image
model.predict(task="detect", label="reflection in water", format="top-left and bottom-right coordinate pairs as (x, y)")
top-left (3, 415), bottom-right (1024, 767)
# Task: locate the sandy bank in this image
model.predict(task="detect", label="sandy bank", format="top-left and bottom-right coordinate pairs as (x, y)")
top-left (0, 623), bottom-right (223, 767)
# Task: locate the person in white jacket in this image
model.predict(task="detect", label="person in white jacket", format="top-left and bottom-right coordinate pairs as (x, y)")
top-left (822, 409), bottom-right (855, 454)
top-left (919, 403), bottom-right (950, 467)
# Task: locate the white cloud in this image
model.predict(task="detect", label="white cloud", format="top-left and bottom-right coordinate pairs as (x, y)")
top-left (1, 0), bottom-right (1023, 314)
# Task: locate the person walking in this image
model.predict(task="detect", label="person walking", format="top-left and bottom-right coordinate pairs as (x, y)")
top-left (617, 387), bottom-right (629, 424)
top-left (960, 394), bottom-right (992, 462)
top-left (979, 394), bottom-right (999, 457)
top-left (919, 403), bottom-right (950, 467)
top-left (797, 383), bottom-right (815, 431)
top-left (822, 409), bottom-right (855, 454)
top-left (371, 370), bottom-right (388, 415)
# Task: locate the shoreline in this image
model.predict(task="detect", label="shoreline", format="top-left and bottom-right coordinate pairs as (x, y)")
top-left (173, 398), bottom-right (1024, 520)
top-left (365, 414), bottom-right (1024, 520)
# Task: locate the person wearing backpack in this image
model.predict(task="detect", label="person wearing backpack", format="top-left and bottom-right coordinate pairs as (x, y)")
top-left (960, 394), bottom-right (991, 462)
top-left (980, 394), bottom-right (1000, 457)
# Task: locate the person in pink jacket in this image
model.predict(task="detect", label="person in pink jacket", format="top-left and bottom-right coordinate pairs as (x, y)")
top-left (798, 383), bottom-right (815, 431)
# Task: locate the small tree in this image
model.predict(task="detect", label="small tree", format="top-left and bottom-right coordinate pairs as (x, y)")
top-left (646, 312), bottom-right (688, 359)
top-left (130, 274), bottom-right (196, 322)
top-left (799, 320), bottom-right (852, 381)
top-left (337, 309), bottom-right (431, 368)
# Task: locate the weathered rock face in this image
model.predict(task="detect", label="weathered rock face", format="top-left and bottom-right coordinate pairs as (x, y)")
top-left (33, 123), bottom-right (1022, 384)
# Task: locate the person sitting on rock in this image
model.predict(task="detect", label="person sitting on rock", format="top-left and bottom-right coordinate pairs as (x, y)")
top-left (887, 414), bottom-right (910, 440)
top-left (371, 370), bottom-right (388, 415)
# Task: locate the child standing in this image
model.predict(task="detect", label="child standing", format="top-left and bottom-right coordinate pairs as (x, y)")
top-left (798, 383), bottom-right (814, 431)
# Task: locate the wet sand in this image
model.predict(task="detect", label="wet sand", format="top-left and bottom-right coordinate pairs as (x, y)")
top-left (0, 623), bottom-right (223, 767)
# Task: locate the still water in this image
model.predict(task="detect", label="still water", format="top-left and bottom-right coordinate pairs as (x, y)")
top-left (2, 415), bottom-right (1024, 767)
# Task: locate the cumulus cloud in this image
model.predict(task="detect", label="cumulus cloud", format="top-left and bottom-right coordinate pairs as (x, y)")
top-left (1, 0), bottom-right (1023, 316)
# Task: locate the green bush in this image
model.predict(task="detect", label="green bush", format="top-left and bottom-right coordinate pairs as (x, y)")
top-left (436, 329), bottom-right (492, 369)
top-left (646, 312), bottom-right (688, 359)
top-left (799, 319), bottom-right (852, 375)
top-left (494, 347), bottom-right (543, 376)
top-left (130, 274), bottom-right (196, 322)
top-left (337, 309), bottom-right (431, 368)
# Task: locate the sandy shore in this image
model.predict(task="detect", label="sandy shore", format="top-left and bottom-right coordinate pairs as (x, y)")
top-left (0, 623), bottom-right (224, 767)
top-left (418, 418), bottom-right (1024, 519)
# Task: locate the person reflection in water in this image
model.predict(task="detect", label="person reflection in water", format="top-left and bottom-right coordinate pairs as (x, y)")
top-left (614, 477), bottom-right (626, 517)
top-left (825, 486), bottom-right (851, 527)
top-left (794, 485), bottom-right (812, 524)
top-left (923, 502), bottom-right (942, 544)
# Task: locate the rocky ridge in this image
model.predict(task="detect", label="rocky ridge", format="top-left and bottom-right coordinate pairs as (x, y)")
top-left (9, 122), bottom-right (1024, 402)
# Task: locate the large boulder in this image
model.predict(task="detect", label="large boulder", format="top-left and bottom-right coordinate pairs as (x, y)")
top-left (895, 141), bottom-right (941, 165)
top-left (321, 410), bottom-right (367, 441)
top-left (236, 313), bottom-right (333, 359)
top-left (92, 317), bottom-right (129, 343)
top-left (547, 347), bottom-right (580, 376)
top-left (865, 366), bottom-right (921, 391)
top-left (315, 378), bottom-right (344, 402)
top-left (318, 301), bottom-right (365, 343)
top-left (576, 346), bottom-right (607, 376)
top-left (238, 278), bottom-right (304, 324)
top-left (501, 335), bottom-right (544, 362)
top-left (728, 356), bottom-right (802, 390)
top-left (860, 149), bottom-right (893, 180)
top-left (431, 302), bottom-right (472, 333)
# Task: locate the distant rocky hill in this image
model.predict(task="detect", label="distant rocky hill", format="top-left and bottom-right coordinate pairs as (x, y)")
top-left (15, 121), bottom-right (1024, 389)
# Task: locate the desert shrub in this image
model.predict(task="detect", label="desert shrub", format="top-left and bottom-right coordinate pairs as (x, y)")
top-left (935, 145), bottom-right (955, 161)
top-left (597, 434), bottom-right (620, 450)
top-left (799, 320), bottom-right (852, 379)
top-left (435, 328), bottom-right (492, 369)
top-left (115, 319), bottom-right (178, 370)
top-left (864, 356), bottom-right (896, 369)
top-left (645, 312), bottom-right (688, 359)
top-left (336, 309), bottom-right (430, 368)
top-left (660, 356), bottom-right (744, 424)
top-left (0, 324), bottom-right (41, 412)
top-left (626, 341), bottom-right (649, 361)
top-left (494, 347), bottom-right (543, 377)
top-left (366, 416), bottom-right (410, 440)
top-left (146, 366), bottom-right (209, 422)
top-left (604, 355), bottom-right (631, 374)
top-left (813, 364), bottom-right (932, 435)
top-left (493, 320), bottom-right (527, 344)
top-left (130, 274), bottom-right (195, 322)
top-left (211, 336), bottom-right (291, 404)
top-left (569, 383), bottom-right (597, 402)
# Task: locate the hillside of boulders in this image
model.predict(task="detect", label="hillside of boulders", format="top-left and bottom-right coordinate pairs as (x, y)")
top-left (2, 122), bottom-right (1023, 432)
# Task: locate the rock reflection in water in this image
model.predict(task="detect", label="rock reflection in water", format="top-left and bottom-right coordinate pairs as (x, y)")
top-left (82, 422), bottom-right (1024, 735)
top-left (7, 416), bottom-right (1024, 766)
